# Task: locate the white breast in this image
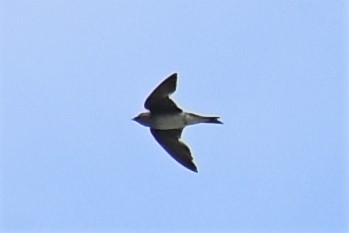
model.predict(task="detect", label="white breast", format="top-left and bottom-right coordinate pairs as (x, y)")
top-left (151, 113), bottom-right (186, 130)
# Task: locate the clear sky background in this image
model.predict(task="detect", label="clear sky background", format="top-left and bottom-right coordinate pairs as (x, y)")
top-left (1, 1), bottom-right (348, 233)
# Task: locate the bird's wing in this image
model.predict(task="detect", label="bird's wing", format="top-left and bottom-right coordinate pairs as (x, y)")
top-left (150, 128), bottom-right (198, 173)
top-left (144, 73), bottom-right (182, 114)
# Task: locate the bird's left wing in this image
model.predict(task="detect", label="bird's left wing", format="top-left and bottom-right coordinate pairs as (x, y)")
top-left (144, 73), bottom-right (182, 114)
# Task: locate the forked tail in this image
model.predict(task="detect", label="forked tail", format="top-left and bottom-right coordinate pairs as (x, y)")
top-left (186, 113), bottom-right (223, 125)
top-left (203, 116), bottom-right (223, 124)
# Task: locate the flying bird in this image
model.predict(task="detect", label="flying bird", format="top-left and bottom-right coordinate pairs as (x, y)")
top-left (133, 73), bottom-right (222, 173)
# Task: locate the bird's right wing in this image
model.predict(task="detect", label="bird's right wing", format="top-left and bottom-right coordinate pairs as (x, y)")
top-left (150, 128), bottom-right (198, 173)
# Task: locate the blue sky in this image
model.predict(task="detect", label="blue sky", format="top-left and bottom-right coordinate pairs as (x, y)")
top-left (1, 1), bottom-right (348, 233)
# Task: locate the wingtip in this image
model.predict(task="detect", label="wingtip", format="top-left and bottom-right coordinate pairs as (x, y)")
top-left (167, 72), bottom-right (178, 82)
top-left (188, 168), bottom-right (198, 173)
top-left (187, 164), bottom-right (198, 173)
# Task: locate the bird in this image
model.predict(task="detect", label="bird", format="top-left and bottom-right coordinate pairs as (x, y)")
top-left (133, 73), bottom-right (222, 173)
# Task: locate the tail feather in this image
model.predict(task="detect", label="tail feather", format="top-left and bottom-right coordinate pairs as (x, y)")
top-left (204, 116), bottom-right (223, 124)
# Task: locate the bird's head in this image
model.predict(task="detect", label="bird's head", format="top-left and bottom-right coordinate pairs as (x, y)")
top-left (132, 112), bottom-right (151, 127)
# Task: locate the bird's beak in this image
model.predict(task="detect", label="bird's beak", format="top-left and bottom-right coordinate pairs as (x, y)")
top-left (131, 116), bottom-right (137, 121)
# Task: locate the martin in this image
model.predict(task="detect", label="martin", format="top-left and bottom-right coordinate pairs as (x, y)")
top-left (133, 73), bottom-right (222, 173)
